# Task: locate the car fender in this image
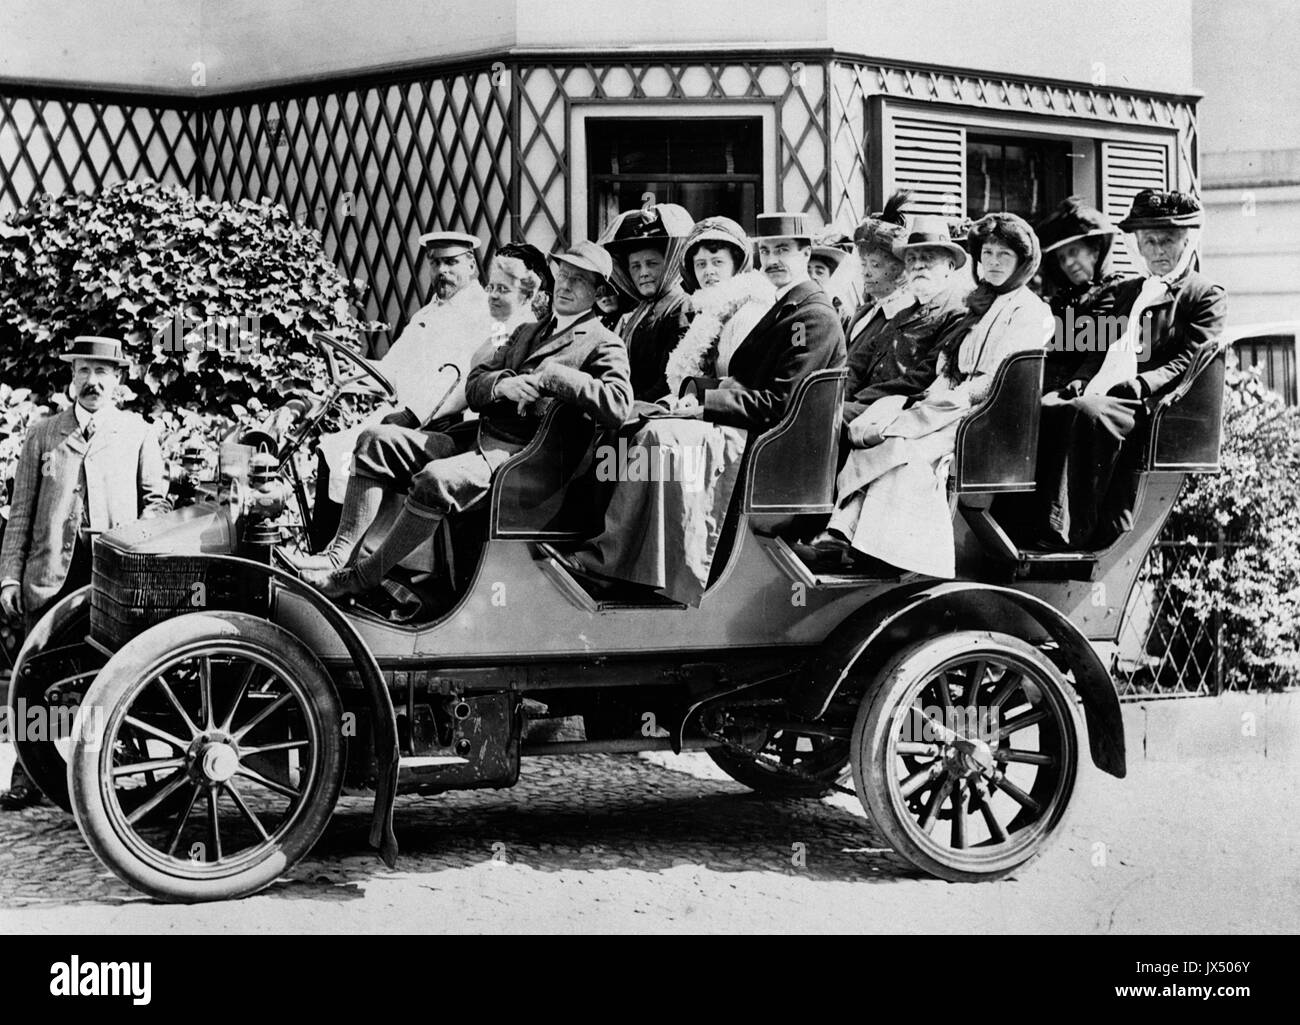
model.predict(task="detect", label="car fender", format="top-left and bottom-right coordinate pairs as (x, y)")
top-left (798, 580), bottom-right (1126, 778)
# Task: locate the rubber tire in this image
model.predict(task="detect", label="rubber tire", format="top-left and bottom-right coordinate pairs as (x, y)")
top-left (851, 630), bottom-right (1083, 883)
top-left (68, 612), bottom-right (344, 903)
top-left (8, 600), bottom-right (97, 812)
top-left (708, 743), bottom-right (851, 798)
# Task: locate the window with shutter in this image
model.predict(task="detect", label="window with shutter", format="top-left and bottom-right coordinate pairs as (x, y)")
top-left (1101, 140), bottom-right (1171, 274)
top-left (885, 114), bottom-right (966, 217)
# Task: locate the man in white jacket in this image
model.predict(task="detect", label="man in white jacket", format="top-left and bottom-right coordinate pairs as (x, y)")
top-left (298, 230), bottom-right (495, 566)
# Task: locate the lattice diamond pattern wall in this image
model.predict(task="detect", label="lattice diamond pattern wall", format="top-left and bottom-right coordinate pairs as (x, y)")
top-left (0, 94), bottom-right (199, 212)
top-left (203, 72), bottom-right (513, 335)
top-left (1, 54), bottom-right (1200, 341)
top-left (516, 58), bottom-right (832, 254)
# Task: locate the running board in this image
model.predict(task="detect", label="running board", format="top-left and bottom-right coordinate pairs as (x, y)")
top-left (755, 534), bottom-right (904, 589)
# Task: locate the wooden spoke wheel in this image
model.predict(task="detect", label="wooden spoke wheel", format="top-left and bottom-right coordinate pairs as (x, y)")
top-left (851, 631), bottom-right (1082, 882)
top-left (708, 728), bottom-right (852, 798)
top-left (69, 613), bottom-right (344, 903)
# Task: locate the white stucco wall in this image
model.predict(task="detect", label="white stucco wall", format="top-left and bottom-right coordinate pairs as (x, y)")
top-left (0, 0), bottom-right (1196, 95)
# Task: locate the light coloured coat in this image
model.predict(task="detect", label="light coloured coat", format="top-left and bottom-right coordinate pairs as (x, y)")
top-left (0, 405), bottom-right (170, 615)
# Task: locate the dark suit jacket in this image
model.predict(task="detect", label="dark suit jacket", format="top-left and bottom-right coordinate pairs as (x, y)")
top-left (621, 287), bottom-right (691, 402)
top-left (841, 287), bottom-right (968, 424)
top-left (1077, 269), bottom-right (1227, 400)
top-left (688, 279), bottom-right (846, 430)
top-left (465, 310), bottom-right (634, 445)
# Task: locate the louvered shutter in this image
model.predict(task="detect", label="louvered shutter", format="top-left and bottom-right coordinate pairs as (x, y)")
top-left (1101, 140), bottom-right (1171, 274)
top-left (883, 113), bottom-right (966, 218)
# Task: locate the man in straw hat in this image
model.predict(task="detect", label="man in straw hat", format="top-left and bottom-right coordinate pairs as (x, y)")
top-left (0, 335), bottom-right (170, 809)
top-left (300, 241), bottom-right (633, 598)
top-left (840, 196), bottom-right (970, 428)
top-left (1034, 188), bottom-right (1227, 548)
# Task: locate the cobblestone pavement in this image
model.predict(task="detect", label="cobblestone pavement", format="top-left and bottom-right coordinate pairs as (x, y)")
top-left (0, 750), bottom-right (1297, 932)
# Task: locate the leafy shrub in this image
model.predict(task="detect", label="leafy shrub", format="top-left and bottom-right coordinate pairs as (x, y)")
top-left (1164, 360), bottom-right (1300, 690)
top-left (0, 179), bottom-right (378, 416)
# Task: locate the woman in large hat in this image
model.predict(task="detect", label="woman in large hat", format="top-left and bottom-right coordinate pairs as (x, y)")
top-left (1035, 196), bottom-right (1134, 393)
top-left (598, 203), bottom-right (696, 401)
top-left (559, 211), bottom-right (845, 605)
top-left (1032, 189), bottom-right (1227, 548)
top-left (814, 212), bottom-right (1052, 577)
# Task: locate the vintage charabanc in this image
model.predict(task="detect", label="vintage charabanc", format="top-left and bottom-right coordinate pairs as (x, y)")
top-left (5, 329), bottom-right (1227, 902)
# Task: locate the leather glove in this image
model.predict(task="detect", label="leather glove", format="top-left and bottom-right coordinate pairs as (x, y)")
top-left (380, 407), bottom-right (420, 429)
top-left (1106, 379), bottom-right (1147, 402)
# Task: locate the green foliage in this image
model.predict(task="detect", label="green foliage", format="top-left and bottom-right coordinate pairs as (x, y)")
top-left (1165, 362), bottom-right (1300, 689)
top-left (0, 179), bottom-right (378, 414)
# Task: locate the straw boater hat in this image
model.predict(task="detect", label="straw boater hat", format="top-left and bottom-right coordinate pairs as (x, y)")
top-left (59, 335), bottom-right (131, 365)
top-left (894, 215), bottom-right (969, 269)
top-left (549, 241), bottom-right (614, 284)
top-left (1116, 189), bottom-right (1204, 232)
top-left (754, 211), bottom-right (817, 242)
top-left (418, 230), bottom-right (480, 257)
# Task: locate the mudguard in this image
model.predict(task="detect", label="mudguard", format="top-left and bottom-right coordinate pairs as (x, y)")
top-left (8, 586), bottom-right (99, 808)
top-left (797, 580), bottom-right (1127, 778)
top-left (138, 555), bottom-right (402, 866)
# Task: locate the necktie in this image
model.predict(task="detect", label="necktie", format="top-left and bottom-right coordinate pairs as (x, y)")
top-left (83, 418), bottom-right (95, 441)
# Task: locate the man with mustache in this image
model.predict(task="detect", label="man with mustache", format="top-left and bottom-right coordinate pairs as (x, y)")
top-left (840, 196), bottom-right (970, 428)
top-left (297, 230), bottom-right (496, 568)
top-left (0, 336), bottom-right (170, 809)
top-left (300, 242), bottom-right (633, 598)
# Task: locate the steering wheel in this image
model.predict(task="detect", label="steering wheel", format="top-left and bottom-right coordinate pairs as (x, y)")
top-left (312, 332), bottom-right (400, 405)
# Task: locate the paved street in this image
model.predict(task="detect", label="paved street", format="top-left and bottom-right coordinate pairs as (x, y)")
top-left (1, 745), bottom-right (1297, 933)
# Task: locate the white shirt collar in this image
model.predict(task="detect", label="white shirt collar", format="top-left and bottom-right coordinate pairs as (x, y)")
top-left (775, 277), bottom-right (809, 302)
top-left (73, 402), bottom-right (98, 431)
top-left (552, 309), bottom-right (589, 335)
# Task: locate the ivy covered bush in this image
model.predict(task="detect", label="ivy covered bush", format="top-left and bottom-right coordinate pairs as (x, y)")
top-left (1164, 359), bottom-right (1300, 690)
top-left (0, 178), bottom-right (382, 508)
top-left (0, 179), bottom-right (377, 413)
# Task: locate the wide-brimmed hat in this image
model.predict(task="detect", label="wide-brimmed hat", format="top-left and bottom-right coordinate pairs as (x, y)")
top-left (602, 205), bottom-right (695, 255)
top-left (418, 230), bottom-right (480, 257)
top-left (1037, 196), bottom-right (1118, 254)
top-left (754, 211), bottom-right (816, 242)
top-left (810, 245), bottom-right (848, 271)
top-left (58, 335), bottom-right (131, 365)
top-left (895, 215), bottom-right (968, 269)
top-left (1117, 189), bottom-right (1204, 232)
top-left (549, 241), bottom-right (614, 283)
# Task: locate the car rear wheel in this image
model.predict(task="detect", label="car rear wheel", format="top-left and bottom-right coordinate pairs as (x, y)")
top-left (851, 630), bottom-right (1083, 882)
top-left (68, 612), bottom-right (344, 903)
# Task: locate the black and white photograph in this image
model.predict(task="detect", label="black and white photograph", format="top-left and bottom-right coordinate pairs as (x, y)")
top-left (0, 0), bottom-right (1293, 984)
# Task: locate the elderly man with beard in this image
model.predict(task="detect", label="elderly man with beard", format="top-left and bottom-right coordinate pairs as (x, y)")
top-left (840, 193), bottom-right (970, 427)
top-left (0, 336), bottom-right (170, 809)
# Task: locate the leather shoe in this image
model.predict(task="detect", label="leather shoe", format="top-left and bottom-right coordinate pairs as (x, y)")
top-left (275, 546), bottom-right (339, 573)
top-left (0, 768), bottom-right (44, 811)
top-left (301, 566), bottom-right (365, 599)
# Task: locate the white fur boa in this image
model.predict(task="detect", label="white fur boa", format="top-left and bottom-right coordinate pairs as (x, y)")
top-left (664, 271), bottom-right (775, 396)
